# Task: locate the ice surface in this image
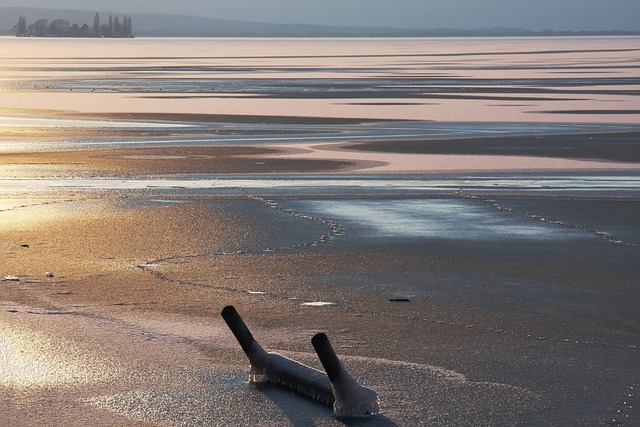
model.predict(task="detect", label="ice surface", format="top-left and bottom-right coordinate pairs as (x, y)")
top-left (312, 333), bottom-right (380, 417)
top-left (263, 352), bottom-right (334, 406)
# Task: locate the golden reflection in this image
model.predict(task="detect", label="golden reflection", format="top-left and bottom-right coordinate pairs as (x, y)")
top-left (0, 320), bottom-right (119, 388)
top-left (0, 199), bottom-right (76, 230)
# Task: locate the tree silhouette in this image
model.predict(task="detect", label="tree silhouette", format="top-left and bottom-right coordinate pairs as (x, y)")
top-left (49, 19), bottom-right (70, 36)
top-left (124, 16), bottom-right (133, 38)
top-left (14, 13), bottom-right (133, 38)
top-left (93, 13), bottom-right (100, 37)
top-left (108, 15), bottom-right (114, 37)
top-left (30, 19), bottom-right (49, 37)
top-left (15, 16), bottom-right (27, 37)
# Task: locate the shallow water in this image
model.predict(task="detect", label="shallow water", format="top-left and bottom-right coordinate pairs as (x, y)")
top-left (1, 119), bottom-right (638, 151)
top-left (1, 174), bottom-right (639, 195)
top-left (1, 36), bottom-right (638, 123)
top-left (1, 36), bottom-right (639, 426)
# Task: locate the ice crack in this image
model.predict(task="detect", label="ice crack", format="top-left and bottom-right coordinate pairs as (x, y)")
top-left (456, 190), bottom-right (637, 248)
top-left (239, 187), bottom-right (344, 248)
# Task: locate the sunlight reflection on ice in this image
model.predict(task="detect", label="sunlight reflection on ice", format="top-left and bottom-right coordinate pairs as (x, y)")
top-left (0, 321), bottom-right (121, 388)
top-left (287, 199), bottom-right (589, 241)
top-left (0, 116), bottom-right (190, 129)
top-left (0, 175), bottom-right (639, 193)
top-left (301, 301), bottom-right (336, 306)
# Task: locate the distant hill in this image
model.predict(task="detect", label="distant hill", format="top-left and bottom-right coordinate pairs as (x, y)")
top-left (1, 7), bottom-right (638, 37)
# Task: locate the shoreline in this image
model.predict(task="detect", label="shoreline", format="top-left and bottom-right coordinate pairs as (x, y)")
top-left (2, 118), bottom-right (639, 426)
top-left (2, 126), bottom-right (639, 176)
top-left (1, 36), bottom-right (639, 425)
top-left (1, 184), bottom-right (638, 425)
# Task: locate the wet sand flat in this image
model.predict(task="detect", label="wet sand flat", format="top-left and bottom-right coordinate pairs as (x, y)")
top-left (0, 146), bottom-right (356, 177)
top-left (1, 36), bottom-right (639, 123)
top-left (348, 130), bottom-right (640, 162)
top-left (1, 37), bottom-right (639, 426)
top-left (1, 186), bottom-right (639, 425)
top-left (4, 130), bottom-right (640, 179)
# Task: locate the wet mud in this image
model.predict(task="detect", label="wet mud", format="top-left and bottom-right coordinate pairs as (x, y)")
top-left (1, 36), bottom-right (639, 426)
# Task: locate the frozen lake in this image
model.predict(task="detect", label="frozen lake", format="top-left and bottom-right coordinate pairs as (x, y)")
top-left (1, 36), bottom-right (638, 124)
top-left (1, 36), bottom-right (639, 426)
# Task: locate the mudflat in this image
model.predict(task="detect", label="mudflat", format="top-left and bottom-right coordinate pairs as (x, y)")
top-left (2, 132), bottom-right (639, 425)
top-left (1, 36), bottom-right (639, 426)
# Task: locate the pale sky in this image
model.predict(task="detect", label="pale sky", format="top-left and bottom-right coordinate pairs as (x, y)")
top-left (4, 0), bottom-right (640, 30)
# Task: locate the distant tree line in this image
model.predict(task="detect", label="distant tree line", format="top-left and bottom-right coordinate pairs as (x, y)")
top-left (15, 13), bottom-right (133, 38)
